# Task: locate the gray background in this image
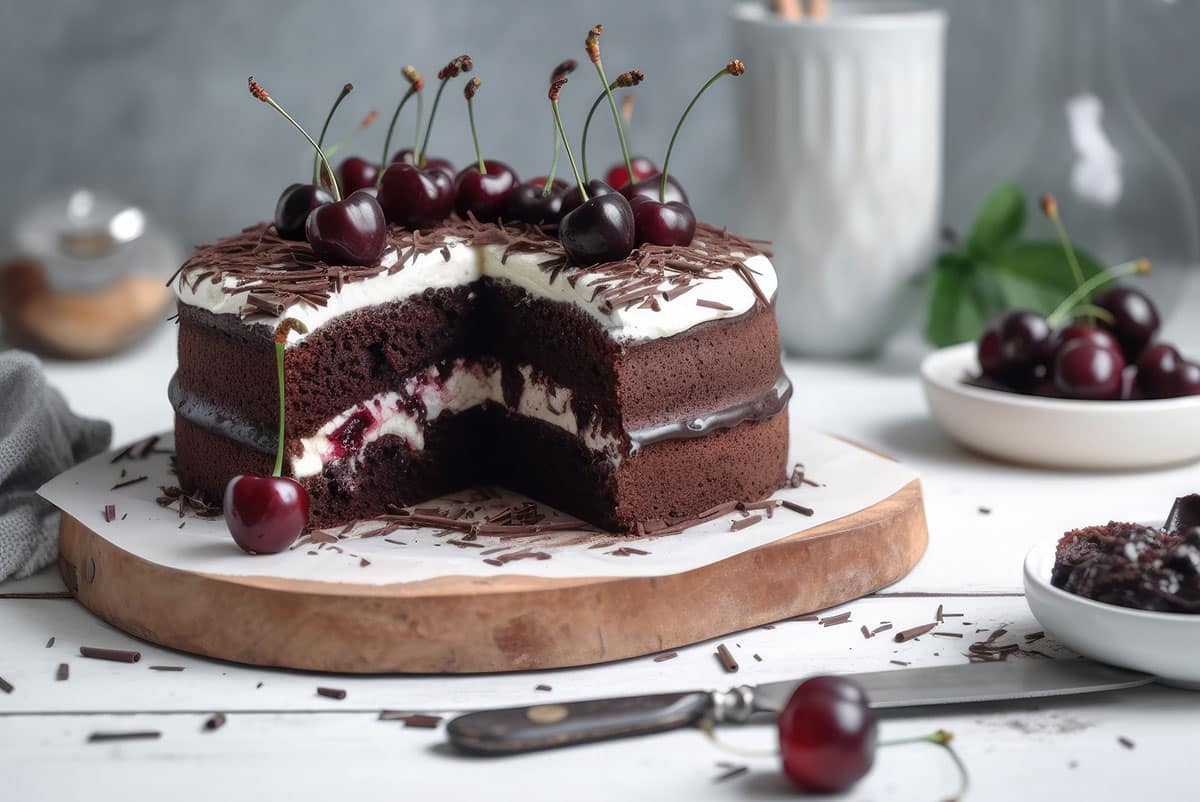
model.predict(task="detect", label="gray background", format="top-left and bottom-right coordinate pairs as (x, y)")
top-left (1, 0), bottom-right (1198, 253)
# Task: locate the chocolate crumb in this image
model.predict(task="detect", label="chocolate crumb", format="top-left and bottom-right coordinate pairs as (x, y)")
top-left (0, 676), bottom-right (12, 694)
top-left (753, 653), bottom-right (762, 662)
top-left (894, 623), bottom-right (936, 643)
top-left (45, 637), bottom-right (54, 648)
top-left (204, 713), bottom-right (227, 731)
top-left (56, 663), bottom-right (69, 681)
top-left (102, 504), bottom-right (116, 523)
top-left (890, 660), bottom-right (910, 667)
top-left (80, 646), bottom-right (141, 663)
top-left (317, 687), bottom-right (346, 700)
top-left (653, 652), bottom-right (678, 662)
top-left (535, 684), bottom-right (552, 691)
top-left (716, 643), bottom-right (739, 673)
top-left (860, 625), bottom-right (872, 640)
top-left (359, 557), bottom-right (371, 567)
top-left (87, 731), bottom-right (161, 743)
top-left (379, 712), bottom-right (443, 728)
top-left (149, 665), bottom-right (185, 672)
top-left (1118, 736), bottom-right (1135, 750)
top-left (978, 506), bottom-right (992, 515)
top-left (256, 682), bottom-right (263, 688)
top-left (871, 624), bottom-right (893, 635)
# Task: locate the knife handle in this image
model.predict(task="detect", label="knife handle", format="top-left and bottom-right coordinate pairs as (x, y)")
top-left (445, 691), bottom-right (713, 755)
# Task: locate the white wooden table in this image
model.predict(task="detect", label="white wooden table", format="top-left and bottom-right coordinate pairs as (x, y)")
top-left (5, 292), bottom-right (1200, 800)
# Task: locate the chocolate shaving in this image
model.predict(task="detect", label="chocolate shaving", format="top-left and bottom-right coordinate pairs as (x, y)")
top-left (80, 646), bottom-right (141, 663)
top-left (45, 637), bottom-right (55, 648)
top-left (714, 764), bottom-right (749, 783)
top-left (149, 665), bottom-right (185, 671)
top-left (102, 504), bottom-right (116, 523)
top-left (716, 643), bottom-right (739, 673)
top-left (88, 731), bottom-right (161, 743)
top-left (0, 676), bottom-right (12, 693)
top-left (820, 611), bottom-right (852, 627)
top-left (696, 298), bottom-right (733, 311)
top-left (730, 514), bottom-right (762, 532)
top-left (56, 663), bottom-right (69, 681)
top-left (890, 660), bottom-right (910, 667)
top-left (535, 684), bottom-right (552, 691)
top-left (379, 712), bottom-right (443, 728)
top-left (653, 652), bottom-right (678, 662)
top-left (110, 475), bottom-right (148, 491)
top-left (780, 500), bottom-right (814, 516)
top-left (1118, 736), bottom-right (1135, 750)
top-left (204, 712), bottom-right (227, 731)
top-left (893, 623), bottom-right (936, 643)
top-left (316, 687), bottom-right (346, 700)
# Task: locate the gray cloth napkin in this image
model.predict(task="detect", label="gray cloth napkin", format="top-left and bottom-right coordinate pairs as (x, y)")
top-left (0, 350), bottom-right (111, 581)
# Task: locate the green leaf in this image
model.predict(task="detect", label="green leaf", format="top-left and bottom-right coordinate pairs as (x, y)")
top-left (926, 254), bottom-right (991, 347)
top-left (965, 183), bottom-right (1026, 258)
top-left (987, 241), bottom-right (1105, 313)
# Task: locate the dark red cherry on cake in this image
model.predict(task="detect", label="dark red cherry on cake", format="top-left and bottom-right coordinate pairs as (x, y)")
top-left (505, 179), bottom-right (569, 225)
top-left (274, 183), bottom-right (333, 240)
top-left (621, 173), bottom-right (690, 207)
top-left (629, 195), bottom-right (696, 247)
top-left (1053, 337), bottom-right (1126, 400)
top-left (454, 160), bottom-right (519, 222)
top-left (336, 156), bottom-right (380, 195)
top-left (778, 675), bottom-right (877, 793)
top-left (561, 179), bottom-right (618, 215)
top-left (378, 162), bottom-right (455, 229)
top-left (305, 189), bottom-right (387, 265)
top-left (1093, 285), bottom-right (1160, 361)
top-left (977, 310), bottom-right (1052, 388)
top-left (604, 156), bottom-right (657, 190)
top-left (223, 474), bottom-right (309, 554)
top-left (559, 192), bottom-right (635, 266)
top-left (390, 148), bottom-right (456, 181)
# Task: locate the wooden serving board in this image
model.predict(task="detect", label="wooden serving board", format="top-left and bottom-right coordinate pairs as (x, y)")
top-left (56, 459), bottom-right (926, 674)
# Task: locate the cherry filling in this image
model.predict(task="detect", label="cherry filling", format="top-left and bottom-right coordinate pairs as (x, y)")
top-left (328, 408), bottom-right (375, 459)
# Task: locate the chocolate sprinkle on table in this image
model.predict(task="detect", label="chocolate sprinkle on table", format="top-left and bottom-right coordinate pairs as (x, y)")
top-left (87, 731), bottom-right (161, 743)
top-left (653, 652), bottom-right (678, 663)
top-left (936, 603), bottom-right (944, 622)
top-left (933, 631), bottom-right (964, 638)
top-left (535, 684), bottom-right (552, 691)
top-left (80, 646), bottom-right (141, 663)
top-left (716, 643), bottom-right (739, 673)
top-left (110, 475), bottom-right (148, 491)
top-left (317, 687), bottom-right (346, 700)
top-left (1024, 631), bottom-right (1045, 642)
top-left (894, 623), bottom-right (936, 643)
top-left (45, 637), bottom-right (55, 648)
top-left (149, 665), bottom-right (185, 672)
top-left (730, 514), bottom-right (762, 532)
top-left (714, 764), bottom-right (749, 783)
top-left (860, 625), bottom-right (872, 639)
top-left (871, 624), bottom-right (893, 635)
top-left (0, 676), bottom-right (12, 694)
top-left (204, 713), bottom-right (227, 731)
top-left (820, 611), bottom-right (852, 627)
top-left (890, 660), bottom-right (911, 667)
top-left (1118, 736), bottom-right (1135, 750)
top-left (102, 504), bottom-right (116, 523)
top-left (790, 614), bottom-right (820, 623)
top-left (56, 663), bottom-right (69, 681)
top-left (378, 712), bottom-right (443, 728)
top-left (780, 500), bottom-right (814, 516)
top-left (753, 654), bottom-right (762, 662)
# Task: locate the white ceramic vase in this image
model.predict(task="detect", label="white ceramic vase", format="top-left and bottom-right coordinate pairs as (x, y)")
top-left (731, 2), bottom-right (946, 357)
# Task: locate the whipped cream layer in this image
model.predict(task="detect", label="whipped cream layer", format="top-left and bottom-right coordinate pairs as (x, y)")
top-left (291, 360), bottom-right (621, 479)
top-left (173, 225), bottom-right (777, 346)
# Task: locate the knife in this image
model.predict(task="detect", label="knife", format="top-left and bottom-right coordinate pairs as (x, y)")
top-left (446, 660), bottom-right (1153, 755)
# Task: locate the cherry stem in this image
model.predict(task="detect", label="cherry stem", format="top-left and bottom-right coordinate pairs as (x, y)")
top-left (413, 91), bottom-right (424, 159)
top-left (697, 718), bottom-right (776, 758)
top-left (879, 730), bottom-right (968, 802)
top-left (465, 80), bottom-right (487, 174)
top-left (660, 63), bottom-right (742, 202)
top-left (313, 84), bottom-right (352, 187)
top-left (254, 87), bottom-right (341, 201)
top-left (380, 88), bottom-right (419, 180)
top-left (1047, 258), bottom-right (1150, 327)
top-left (591, 59), bottom-right (634, 183)
top-left (419, 61), bottom-right (469, 167)
top-left (543, 117), bottom-right (561, 195)
top-left (325, 111), bottom-right (375, 162)
top-left (271, 318), bottom-right (309, 477)
top-left (551, 97), bottom-right (587, 202)
top-left (1044, 203), bottom-right (1086, 291)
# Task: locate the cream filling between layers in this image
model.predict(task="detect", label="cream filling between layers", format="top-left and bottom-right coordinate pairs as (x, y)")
top-left (291, 360), bottom-right (621, 479)
top-left (174, 239), bottom-right (777, 346)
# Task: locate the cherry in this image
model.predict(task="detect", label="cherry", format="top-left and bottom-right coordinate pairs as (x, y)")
top-left (224, 319), bottom-right (311, 555)
top-left (1093, 285), bottom-right (1160, 361)
top-left (1053, 337), bottom-right (1126, 400)
top-left (629, 195), bottom-right (696, 247)
top-left (621, 173), bottom-right (690, 207)
top-left (778, 676), bottom-right (877, 793)
top-left (561, 178), bottom-right (618, 215)
top-left (605, 156), bottom-right (657, 189)
top-left (390, 148), bottom-right (456, 181)
top-left (249, 77), bottom-right (386, 265)
top-left (452, 77), bottom-right (519, 222)
top-left (560, 192), bottom-right (635, 265)
top-left (1050, 321), bottom-right (1121, 355)
top-left (1137, 343), bottom-right (1200, 398)
top-left (378, 162), bottom-right (455, 228)
top-left (547, 71), bottom-right (634, 265)
top-left (274, 183), bottom-right (333, 241)
top-left (336, 156), bottom-right (379, 195)
top-left (1178, 361), bottom-right (1200, 396)
top-left (305, 189), bottom-right (388, 265)
top-left (977, 310), bottom-right (1052, 388)
top-left (505, 179), bottom-right (568, 224)
top-left (224, 474), bottom-right (310, 554)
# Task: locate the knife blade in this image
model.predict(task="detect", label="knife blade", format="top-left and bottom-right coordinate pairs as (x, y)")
top-left (445, 660), bottom-right (1153, 756)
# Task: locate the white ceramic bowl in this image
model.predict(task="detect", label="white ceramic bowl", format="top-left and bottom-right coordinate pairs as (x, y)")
top-left (1024, 538), bottom-right (1200, 688)
top-left (921, 342), bottom-right (1200, 470)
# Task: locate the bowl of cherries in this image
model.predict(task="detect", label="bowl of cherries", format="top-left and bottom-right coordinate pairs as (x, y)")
top-left (923, 209), bottom-right (1200, 470)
